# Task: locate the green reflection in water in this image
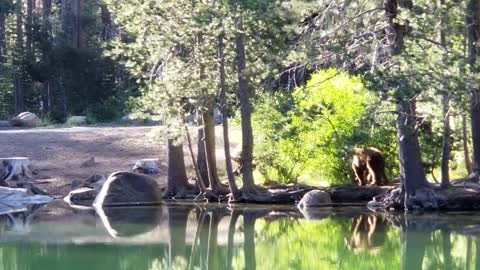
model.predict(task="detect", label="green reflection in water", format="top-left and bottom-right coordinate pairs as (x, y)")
top-left (0, 205), bottom-right (478, 270)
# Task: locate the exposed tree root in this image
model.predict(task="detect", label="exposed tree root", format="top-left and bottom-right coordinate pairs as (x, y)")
top-left (450, 170), bottom-right (480, 187)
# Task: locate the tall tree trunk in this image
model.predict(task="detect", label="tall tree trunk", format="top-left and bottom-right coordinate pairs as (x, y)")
top-left (197, 111), bottom-right (210, 187)
top-left (13, 0), bottom-right (25, 114)
top-left (385, 0), bottom-right (430, 207)
top-left (202, 100), bottom-right (227, 192)
top-left (0, 12), bottom-right (6, 63)
top-left (218, 32), bottom-right (240, 200)
top-left (467, 0), bottom-right (480, 174)
top-left (232, 0), bottom-right (255, 190)
top-left (440, 93), bottom-right (450, 186)
top-left (26, 0), bottom-right (34, 60)
top-left (463, 113), bottom-right (473, 174)
top-left (396, 100), bottom-right (430, 193)
top-left (41, 0), bottom-right (52, 115)
top-left (440, 0), bottom-right (450, 187)
top-left (166, 139), bottom-right (190, 197)
top-left (76, 0), bottom-right (84, 48)
top-left (382, 0), bottom-right (437, 209)
top-left (62, 0), bottom-right (83, 48)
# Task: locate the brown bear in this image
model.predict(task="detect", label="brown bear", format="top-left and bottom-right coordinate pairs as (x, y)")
top-left (352, 147), bottom-right (387, 186)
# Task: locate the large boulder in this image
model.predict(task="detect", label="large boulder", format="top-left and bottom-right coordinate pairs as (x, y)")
top-left (93, 171), bottom-right (162, 207)
top-left (297, 190), bottom-right (332, 209)
top-left (9, 112), bottom-right (41, 128)
top-left (66, 116), bottom-right (87, 126)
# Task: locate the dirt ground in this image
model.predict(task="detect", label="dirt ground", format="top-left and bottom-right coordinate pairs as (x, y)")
top-left (0, 126), bottom-right (239, 198)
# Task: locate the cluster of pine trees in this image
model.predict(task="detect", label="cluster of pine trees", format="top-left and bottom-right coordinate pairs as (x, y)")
top-left (0, 0), bottom-right (134, 121)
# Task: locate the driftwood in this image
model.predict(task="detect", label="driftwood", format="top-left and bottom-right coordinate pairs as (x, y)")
top-left (132, 158), bottom-right (161, 174)
top-left (0, 157), bottom-right (34, 182)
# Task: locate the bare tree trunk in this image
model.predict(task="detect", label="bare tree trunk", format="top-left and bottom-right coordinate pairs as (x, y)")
top-left (463, 113), bottom-right (473, 174)
top-left (197, 112), bottom-right (210, 187)
top-left (0, 12), bottom-right (6, 63)
top-left (232, 0), bottom-right (255, 190)
top-left (218, 32), bottom-right (240, 200)
top-left (202, 100), bottom-right (227, 193)
top-left (467, 0), bottom-right (480, 174)
top-left (396, 101), bottom-right (430, 194)
top-left (13, 0), bottom-right (25, 114)
top-left (26, 0), bottom-right (34, 60)
top-left (166, 139), bottom-right (191, 197)
top-left (41, 0), bottom-right (52, 115)
top-left (440, 0), bottom-right (450, 187)
top-left (440, 93), bottom-right (451, 187)
top-left (62, 0), bottom-right (83, 48)
top-left (384, 0), bottom-right (431, 208)
top-left (76, 0), bottom-right (84, 48)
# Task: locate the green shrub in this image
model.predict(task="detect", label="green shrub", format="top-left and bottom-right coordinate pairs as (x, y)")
top-left (253, 69), bottom-right (398, 185)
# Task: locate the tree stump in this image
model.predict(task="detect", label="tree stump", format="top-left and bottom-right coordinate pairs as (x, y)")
top-left (132, 158), bottom-right (161, 174)
top-left (0, 157), bottom-right (34, 183)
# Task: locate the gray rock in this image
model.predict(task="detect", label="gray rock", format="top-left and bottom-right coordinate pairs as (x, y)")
top-left (297, 190), bottom-right (332, 209)
top-left (93, 171), bottom-right (162, 207)
top-left (9, 112), bottom-right (41, 128)
top-left (66, 116), bottom-right (87, 126)
top-left (121, 113), bottom-right (145, 125)
top-left (64, 187), bottom-right (99, 207)
top-left (71, 179), bottom-right (84, 189)
top-left (80, 157), bottom-right (95, 168)
top-left (84, 174), bottom-right (106, 190)
top-left (132, 158), bottom-right (160, 174)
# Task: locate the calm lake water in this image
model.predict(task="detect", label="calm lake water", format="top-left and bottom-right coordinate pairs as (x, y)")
top-left (0, 203), bottom-right (479, 270)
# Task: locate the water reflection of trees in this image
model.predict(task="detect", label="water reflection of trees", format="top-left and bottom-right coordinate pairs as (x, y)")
top-left (3, 206), bottom-right (480, 269)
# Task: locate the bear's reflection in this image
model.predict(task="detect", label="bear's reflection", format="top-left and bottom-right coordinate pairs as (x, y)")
top-left (346, 214), bottom-right (387, 254)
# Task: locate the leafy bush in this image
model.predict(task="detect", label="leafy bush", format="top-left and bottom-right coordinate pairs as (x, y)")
top-left (253, 69), bottom-right (398, 185)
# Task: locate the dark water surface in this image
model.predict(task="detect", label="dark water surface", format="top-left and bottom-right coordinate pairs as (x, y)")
top-left (1, 203), bottom-right (480, 270)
